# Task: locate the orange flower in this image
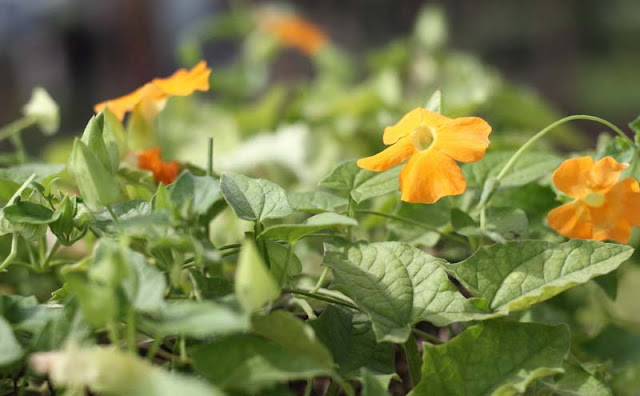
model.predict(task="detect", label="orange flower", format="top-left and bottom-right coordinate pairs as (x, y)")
top-left (137, 147), bottom-right (179, 185)
top-left (547, 156), bottom-right (640, 243)
top-left (260, 11), bottom-right (328, 55)
top-left (357, 107), bottom-right (491, 204)
top-left (94, 61), bottom-right (211, 121)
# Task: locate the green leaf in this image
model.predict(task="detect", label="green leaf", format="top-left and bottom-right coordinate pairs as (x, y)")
top-left (121, 250), bottom-right (166, 313)
top-left (259, 213), bottom-right (357, 244)
top-left (220, 172), bottom-right (293, 222)
top-left (309, 306), bottom-right (395, 377)
top-left (64, 275), bottom-right (119, 328)
top-left (485, 207), bottom-right (528, 240)
top-left (450, 240), bottom-right (634, 315)
top-left (596, 135), bottom-right (636, 164)
top-left (463, 151), bottom-right (561, 188)
top-left (191, 311), bottom-right (334, 393)
top-left (235, 239), bottom-right (280, 312)
top-left (629, 115), bottom-right (640, 135)
top-left (188, 272), bottom-right (234, 299)
top-left (410, 321), bottom-right (569, 396)
top-left (414, 5), bottom-right (447, 51)
top-left (81, 113), bottom-right (115, 174)
top-left (0, 317), bottom-right (23, 366)
top-left (387, 200), bottom-right (450, 246)
top-left (143, 300), bottom-right (249, 338)
top-left (169, 172), bottom-right (221, 216)
top-left (266, 240), bottom-right (302, 284)
top-left (539, 361), bottom-right (612, 396)
top-left (361, 369), bottom-right (393, 396)
top-left (3, 201), bottom-right (58, 225)
top-left (287, 191), bottom-right (347, 213)
top-left (68, 138), bottom-right (119, 211)
top-left (30, 346), bottom-right (222, 396)
top-left (319, 160), bottom-right (401, 204)
top-left (0, 163), bottom-right (65, 184)
top-left (425, 90), bottom-right (442, 113)
top-left (583, 325), bottom-right (640, 370)
top-left (323, 242), bottom-right (490, 343)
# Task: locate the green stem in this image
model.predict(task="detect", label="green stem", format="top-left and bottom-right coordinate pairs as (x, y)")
top-left (479, 207), bottom-right (487, 232)
top-left (311, 267), bottom-right (330, 294)
top-left (188, 271), bottom-right (203, 301)
top-left (325, 381), bottom-right (341, 396)
top-left (106, 205), bottom-right (119, 222)
top-left (10, 133), bottom-right (27, 164)
top-left (283, 287), bottom-right (359, 310)
top-left (254, 222), bottom-right (271, 268)
top-left (127, 309), bottom-right (137, 354)
top-left (412, 328), bottom-right (444, 345)
top-left (303, 380), bottom-right (313, 396)
top-left (207, 137), bottom-right (214, 177)
top-left (146, 336), bottom-right (163, 361)
top-left (108, 321), bottom-right (120, 347)
top-left (219, 243), bottom-right (242, 251)
top-left (0, 234), bottom-right (19, 272)
top-left (496, 115), bottom-right (633, 182)
top-left (41, 240), bottom-right (60, 270)
top-left (0, 117), bottom-right (35, 141)
top-left (179, 335), bottom-right (187, 362)
top-left (221, 248), bottom-right (241, 257)
top-left (402, 332), bottom-right (422, 388)
top-left (356, 209), bottom-right (469, 246)
top-left (279, 243), bottom-right (294, 287)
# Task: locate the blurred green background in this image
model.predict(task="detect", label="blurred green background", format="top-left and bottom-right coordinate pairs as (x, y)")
top-left (0, 0), bottom-right (639, 139)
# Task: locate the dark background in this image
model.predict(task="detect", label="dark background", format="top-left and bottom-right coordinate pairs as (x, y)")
top-left (1, 0), bottom-right (639, 137)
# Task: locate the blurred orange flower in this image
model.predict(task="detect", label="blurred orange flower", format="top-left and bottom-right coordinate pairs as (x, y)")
top-left (358, 108), bottom-right (491, 204)
top-left (94, 61), bottom-right (211, 121)
top-left (547, 156), bottom-right (640, 243)
top-left (260, 12), bottom-right (328, 55)
top-left (137, 147), bottom-right (179, 185)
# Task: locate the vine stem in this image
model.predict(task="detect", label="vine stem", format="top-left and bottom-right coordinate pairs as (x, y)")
top-left (402, 332), bottom-right (422, 387)
top-left (207, 137), bottom-right (214, 177)
top-left (283, 287), bottom-right (359, 310)
top-left (0, 234), bottom-right (19, 272)
top-left (496, 115), bottom-right (633, 182)
top-left (310, 267), bottom-right (330, 294)
top-left (412, 328), bottom-right (444, 345)
top-left (356, 209), bottom-right (469, 246)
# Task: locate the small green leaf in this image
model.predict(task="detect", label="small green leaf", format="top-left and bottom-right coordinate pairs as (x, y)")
top-left (191, 311), bottom-right (334, 393)
top-left (64, 275), bottom-right (119, 328)
top-left (22, 87), bottom-right (59, 135)
top-left (235, 239), bottom-right (280, 312)
top-left (287, 191), bottom-right (347, 213)
top-left (169, 172), bottom-right (221, 216)
top-left (310, 306), bottom-right (395, 377)
top-left (540, 361), bottom-right (612, 396)
top-left (485, 207), bottom-right (528, 240)
top-left (259, 213), bottom-right (357, 244)
top-left (629, 115), bottom-right (640, 135)
top-left (323, 242), bottom-right (490, 343)
top-left (68, 138), bottom-right (119, 211)
top-left (450, 240), bottom-right (634, 315)
top-left (0, 317), bottom-right (23, 366)
top-left (319, 160), bottom-right (401, 204)
top-left (81, 113), bottom-right (115, 174)
top-left (121, 250), bottom-right (166, 313)
top-left (220, 172), bottom-right (292, 222)
top-left (266, 240), bottom-right (302, 284)
top-left (463, 151), bottom-right (561, 188)
top-left (142, 300), bottom-right (249, 338)
top-left (0, 164), bottom-right (65, 184)
top-left (3, 201), bottom-right (58, 225)
top-left (410, 321), bottom-right (569, 396)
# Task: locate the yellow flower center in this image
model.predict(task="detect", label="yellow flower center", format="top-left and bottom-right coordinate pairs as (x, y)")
top-left (411, 125), bottom-right (435, 151)
top-left (582, 192), bottom-right (606, 208)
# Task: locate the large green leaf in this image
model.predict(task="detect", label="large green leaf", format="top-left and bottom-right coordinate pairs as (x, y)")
top-left (0, 163), bottom-right (65, 183)
top-left (410, 321), bottom-right (569, 396)
top-left (68, 138), bottom-right (119, 211)
top-left (536, 361), bottom-right (612, 396)
top-left (319, 160), bottom-right (400, 203)
top-left (235, 239), bottom-right (280, 312)
top-left (0, 317), bottom-right (23, 366)
top-left (142, 300), bottom-right (249, 338)
top-left (30, 346), bottom-right (222, 396)
top-left (169, 172), bottom-right (221, 216)
top-left (463, 151), bottom-right (561, 188)
top-left (191, 311), bottom-right (334, 393)
top-left (220, 172), bottom-right (293, 222)
top-left (287, 191), bottom-right (347, 213)
top-left (450, 240), bottom-right (634, 315)
top-left (3, 201), bottom-right (59, 225)
top-left (309, 305), bottom-right (395, 377)
top-left (323, 242), bottom-right (490, 343)
top-left (259, 213), bottom-right (357, 244)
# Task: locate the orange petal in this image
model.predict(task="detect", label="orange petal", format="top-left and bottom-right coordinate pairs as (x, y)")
top-left (434, 117), bottom-right (492, 163)
top-left (137, 147), bottom-right (163, 174)
top-left (263, 14), bottom-right (328, 55)
top-left (590, 203), bottom-right (631, 243)
top-left (383, 108), bottom-right (450, 145)
top-left (158, 161), bottom-right (179, 185)
top-left (357, 137), bottom-right (414, 172)
top-left (94, 84), bottom-right (153, 121)
top-left (152, 61), bottom-right (211, 96)
top-left (588, 156), bottom-right (628, 191)
top-left (547, 200), bottom-right (593, 240)
top-left (399, 149), bottom-right (466, 204)
top-left (605, 177), bottom-right (640, 227)
top-left (552, 157), bottom-right (594, 198)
